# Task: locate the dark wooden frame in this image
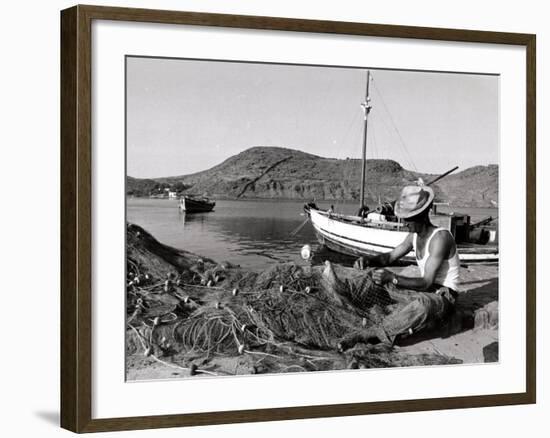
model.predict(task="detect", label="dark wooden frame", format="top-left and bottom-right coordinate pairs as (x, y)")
top-left (61, 4), bottom-right (536, 433)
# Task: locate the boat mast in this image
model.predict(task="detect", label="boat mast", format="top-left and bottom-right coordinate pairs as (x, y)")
top-left (359, 70), bottom-right (372, 209)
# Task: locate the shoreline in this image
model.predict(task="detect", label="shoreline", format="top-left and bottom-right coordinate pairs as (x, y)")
top-left (127, 195), bottom-right (499, 210)
top-left (126, 223), bottom-right (499, 381)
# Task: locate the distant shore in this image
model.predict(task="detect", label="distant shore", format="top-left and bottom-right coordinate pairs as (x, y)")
top-left (127, 147), bottom-right (498, 208)
top-left (127, 195), bottom-right (498, 210)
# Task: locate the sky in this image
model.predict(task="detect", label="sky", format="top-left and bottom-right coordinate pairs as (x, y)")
top-left (126, 56), bottom-right (499, 178)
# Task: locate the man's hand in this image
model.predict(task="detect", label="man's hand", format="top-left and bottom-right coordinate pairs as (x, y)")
top-left (372, 268), bottom-right (395, 285)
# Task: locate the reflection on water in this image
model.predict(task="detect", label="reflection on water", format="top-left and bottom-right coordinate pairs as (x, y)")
top-left (127, 198), bottom-right (497, 270)
top-left (127, 198), bottom-right (318, 270)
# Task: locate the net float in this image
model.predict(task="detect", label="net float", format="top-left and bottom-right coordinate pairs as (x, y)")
top-left (232, 288), bottom-right (239, 296)
top-left (300, 244), bottom-right (312, 260)
top-left (153, 316), bottom-right (160, 326)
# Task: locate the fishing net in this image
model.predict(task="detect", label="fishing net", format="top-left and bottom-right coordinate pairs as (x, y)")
top-left (347, 271), bottom-right (395, 310)
top-left (125, 223), bottom-right (462, 376)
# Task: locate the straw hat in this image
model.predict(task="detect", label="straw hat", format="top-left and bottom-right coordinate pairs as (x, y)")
top-left (394, 185), bottom-right (434, 219)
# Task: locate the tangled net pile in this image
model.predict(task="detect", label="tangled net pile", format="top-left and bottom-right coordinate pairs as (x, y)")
top-left (125, 223), bottom-right (461, 377)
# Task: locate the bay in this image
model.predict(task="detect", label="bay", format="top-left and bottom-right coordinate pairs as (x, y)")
top-left (127, 198), bottom-right (497, 270)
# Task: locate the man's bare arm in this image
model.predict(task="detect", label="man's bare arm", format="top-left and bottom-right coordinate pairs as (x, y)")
top-left (366, 233), bottom-right (414, 267)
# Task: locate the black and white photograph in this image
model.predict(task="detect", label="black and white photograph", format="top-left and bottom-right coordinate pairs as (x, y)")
top-left (125, 56), bottom-right (499, 381)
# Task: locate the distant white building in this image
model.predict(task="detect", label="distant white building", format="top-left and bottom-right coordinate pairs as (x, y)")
top-left (168, 191), bottom-right (177, 199)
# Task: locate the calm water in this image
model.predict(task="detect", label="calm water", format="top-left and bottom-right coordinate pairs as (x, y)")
top-left (127, 198), bottom-right (497, 270)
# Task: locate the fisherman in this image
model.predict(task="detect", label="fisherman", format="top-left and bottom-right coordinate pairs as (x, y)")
top-left (339, 184), bottom-right (460, 350)
top-left (357, 204), bottom-right (369, 218)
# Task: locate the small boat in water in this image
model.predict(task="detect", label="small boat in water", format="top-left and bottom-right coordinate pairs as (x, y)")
top-left (179, 195), bottom-right (216, 213)
top-left (304, 70), bottom-right (498, 264)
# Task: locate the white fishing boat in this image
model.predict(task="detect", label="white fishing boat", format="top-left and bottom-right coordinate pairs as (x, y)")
top-left (304, 70), bottom-right (498, 264)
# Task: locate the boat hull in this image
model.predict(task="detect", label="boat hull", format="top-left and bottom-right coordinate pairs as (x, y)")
top-left (180, 197), bottom-right (216, 213)
top-left (307, 207), bottom-right (498, 264)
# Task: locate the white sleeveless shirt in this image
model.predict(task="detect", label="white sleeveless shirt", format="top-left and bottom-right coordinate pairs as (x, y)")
top-left (413, 228), bottom-right (460, 291)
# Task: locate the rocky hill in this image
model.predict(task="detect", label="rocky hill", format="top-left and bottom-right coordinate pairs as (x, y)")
top-left (128, 146), bottom-right (498, 207)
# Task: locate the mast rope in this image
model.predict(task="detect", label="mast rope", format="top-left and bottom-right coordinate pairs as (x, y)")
top-left (335, 107), bottom-right (361, 211)
top-left (370, 116), bottom-right (379, 160)
top-left (371, 78), bottom-right (418, 172)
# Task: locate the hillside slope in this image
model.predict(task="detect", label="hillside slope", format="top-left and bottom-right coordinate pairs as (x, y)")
top-left (128, 146), bottom-right (498, 207)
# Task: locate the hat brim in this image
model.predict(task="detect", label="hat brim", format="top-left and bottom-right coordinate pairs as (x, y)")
top-left (394, 190), bottom-right (435, 219)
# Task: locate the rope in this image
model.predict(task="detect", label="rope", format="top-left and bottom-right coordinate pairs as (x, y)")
top-left (289, 217), bottom-right (310, 237)
top-left (371, 78), bottom-right (418, 172)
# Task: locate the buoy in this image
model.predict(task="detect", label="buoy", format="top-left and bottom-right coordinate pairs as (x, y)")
top-left (238, 344), bottom-right (245, 355)
top-left (207, 280), bottom-right (213, 287)
top-left (136, 231), bottom-right (141, 237)
top-left (241, 324), bottom-right (247, 332)
top-left (300, 244), bottom-right (312, 260)
top-left (362, 318), bottom-right (367, 327)
top-left (214, 275), bottom-right (220, 283)
top-left (144, 346), bottom-right (152, 357)
top-left (183, 296), bottom-right (189, 304)
top-left (279, 285), bottom-right (284, 293)
top-left (134, 276), bottom-right (140, 284)
top-left (153, 317), bottom-right (160, 326)
top-left (145, 274), bottom-right (150, 280)
top-left (232, 288), bottom-right (239, 296)
top-left (305, 286), bottom-right (311, 294)
top-left (215, 302), bottom-right (220, 309)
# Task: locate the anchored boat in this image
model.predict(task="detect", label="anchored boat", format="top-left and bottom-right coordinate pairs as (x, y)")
top-left (179, 195), bottom-right (216, 213)
top-left (304, 70), bottom-right (498, 264)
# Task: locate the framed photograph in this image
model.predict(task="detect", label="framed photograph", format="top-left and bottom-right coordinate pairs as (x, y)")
top-left (60, 5), bottom-right (536, 433)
